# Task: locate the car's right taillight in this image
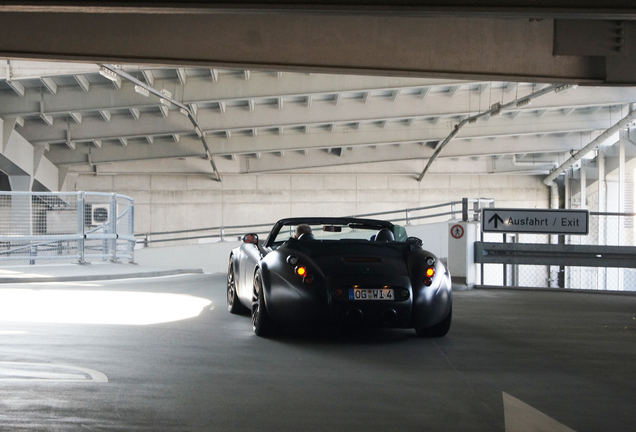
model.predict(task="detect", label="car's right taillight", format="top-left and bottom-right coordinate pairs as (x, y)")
top-left (424, 265), bottom-right (435, 286)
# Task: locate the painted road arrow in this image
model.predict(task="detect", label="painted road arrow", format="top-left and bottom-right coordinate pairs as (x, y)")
top-left (504, 392), bottom-right (577, 432)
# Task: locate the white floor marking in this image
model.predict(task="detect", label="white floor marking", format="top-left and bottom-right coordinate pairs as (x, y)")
top-left (503, 392), bottom-right (576, 432)
top-left (0, 362), bottom-right (108, 383)
top-left (28, 282), bottom-right (103, 287)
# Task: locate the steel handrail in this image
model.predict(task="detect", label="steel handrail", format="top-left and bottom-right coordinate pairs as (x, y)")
top-left (136, 199), bottom-right (494, 246)
top-left (135, 222), bottom-right (274, 237)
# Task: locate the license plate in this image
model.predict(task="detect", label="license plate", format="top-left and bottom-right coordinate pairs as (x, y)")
top-left (349, 288), bottom-right (394, 300)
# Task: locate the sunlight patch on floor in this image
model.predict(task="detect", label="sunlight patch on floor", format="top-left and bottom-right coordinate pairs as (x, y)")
top-left (0, 289), bottom-right (212, 325)
top-left (0, 269), bottom-right (53, 279)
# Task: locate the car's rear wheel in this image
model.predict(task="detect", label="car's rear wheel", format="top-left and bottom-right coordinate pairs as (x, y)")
top-left (251, 269), bottom-right (278, 336)
top-left (415, 303), bottom-right (452, 338)
top-left (227, 257), bottom-right (246, 314)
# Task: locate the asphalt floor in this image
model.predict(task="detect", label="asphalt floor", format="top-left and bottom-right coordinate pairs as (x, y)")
top-left (0, 268), bottom-right (634, 431)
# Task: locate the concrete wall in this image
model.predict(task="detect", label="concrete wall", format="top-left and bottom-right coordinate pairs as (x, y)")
top-left (72, 173), bottom-right (550, 235)
top-left (135, 240), bottom-right (241, 274)
top-left (134, 222), bottom-right (450, 274)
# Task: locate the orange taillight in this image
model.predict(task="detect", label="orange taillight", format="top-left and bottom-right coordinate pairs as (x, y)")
top-left (426, 268), bottom-right (435, 278)
top-left (295, 266), bottom-right (307, 277)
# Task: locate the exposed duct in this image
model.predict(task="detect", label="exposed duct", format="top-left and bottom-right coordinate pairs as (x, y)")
top-left (417, 83), bottom-right (561, 182)
top-left (99, 64), bottom-right (222, 182)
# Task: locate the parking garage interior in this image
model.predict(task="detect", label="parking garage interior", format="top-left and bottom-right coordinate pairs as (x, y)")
top-left (1, 2), bottom-right (636, 431)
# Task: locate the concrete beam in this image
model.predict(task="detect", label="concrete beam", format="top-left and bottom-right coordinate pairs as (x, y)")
top-left (238, 135), bottom-right (581, 173)
top-left (45, 136), bottom-right (207, 165)
top-left (189, 110), bottom-right (612, 155)
top-left (20, 100), bottom-right (617, 149)
top-left (0, 74), bottom-right (468, 118)
top-left (0, 13), bottom-right (620, 83)
top-left (240, 150), bottom-right (500, 175)
top-left (2, 60), bottom-right (100, 80)
top-left (0, 119), bottom-right (59, 190)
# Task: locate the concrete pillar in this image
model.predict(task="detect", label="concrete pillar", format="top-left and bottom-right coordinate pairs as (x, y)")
top-left (598, 149), bottom-right (606, 214)
top-left (8, 174), bottom-right (32, 192)
top-left (565, 170), bottom-right (571, 209)
top-left (619, 133), bottom-right (626, 215)
top-left (7, 176), bottom-right (33, 263)
top-left (549, 183), bottom-right (560, 288)
top-left (447, 221), bottom-right (480, 289)
top-left (550, 183), bottom-right (559, 210)
top-left (580, 161), bottom-right (587, 209)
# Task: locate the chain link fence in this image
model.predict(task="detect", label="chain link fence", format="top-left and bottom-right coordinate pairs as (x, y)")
top-left (482, 213), bottom-right (636, 291)
top-left (0, 192), bottom-right (135, 266)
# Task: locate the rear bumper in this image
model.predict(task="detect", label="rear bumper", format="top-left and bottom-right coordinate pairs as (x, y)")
top-left (265, 272), bottom-right (415, 328)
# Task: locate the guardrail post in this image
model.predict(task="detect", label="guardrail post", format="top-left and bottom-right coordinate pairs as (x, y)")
top-left (473, 200), bottom-right (480, 221)
top-left (480, 230), bottom-right (484, 286)
top-left (462, 198), bottom-right (469, 222)
top-left (77, 192), bottom-right (85, 264)
top-left (502, 234), bottom-right (507, 286)
top-left (109, 193), bottom-right (118, 262)
top-left (130, 200), bottom-right (135, 263)
top-left (405, 209), bottom-right (411, 226)
top-left (220, 227), bottom-right (224, 242)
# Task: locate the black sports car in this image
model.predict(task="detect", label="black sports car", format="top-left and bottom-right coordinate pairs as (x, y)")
top-left (227, 217), bottom-right (452, 337)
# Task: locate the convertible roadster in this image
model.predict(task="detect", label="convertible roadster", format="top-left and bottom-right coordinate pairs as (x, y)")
top-left (227, 217), bottom-right (452, 337)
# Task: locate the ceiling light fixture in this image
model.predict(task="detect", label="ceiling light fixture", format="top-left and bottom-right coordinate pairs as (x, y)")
top-left (134, 85), bottom-right (150, 97)
top-left (160, 89), bottom-right (172, 106)
top-left (554, 84), bottom-right (578, 93)
top-left (99, 67), bottom-right (119, 82)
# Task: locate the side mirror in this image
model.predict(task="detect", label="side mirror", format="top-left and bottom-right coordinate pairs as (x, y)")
top-left (406, 236), bottom-right (423, 247)
top-left (243, 233), bottom-right (259, 245)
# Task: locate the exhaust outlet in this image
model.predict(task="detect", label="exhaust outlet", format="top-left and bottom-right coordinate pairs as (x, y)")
top-left (346, 309), bottom-right (363, 322)
top-left (382, 309), bottom-right (397, 325)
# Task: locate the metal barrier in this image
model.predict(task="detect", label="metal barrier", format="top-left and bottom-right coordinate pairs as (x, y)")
top-left (0, 192), bottom-right (135, 266)
top-left (135, 198), bottom-right (495, 246)
top-left (478, 212), bottom-right (636, 291)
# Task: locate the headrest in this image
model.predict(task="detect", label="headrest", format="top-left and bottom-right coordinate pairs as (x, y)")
top-left (375, 228), bottom-right (395, 242)
top-left (298, 232), bottom-right (316, 241)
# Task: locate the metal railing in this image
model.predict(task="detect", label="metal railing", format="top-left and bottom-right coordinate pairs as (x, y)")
top-left (0, 191), bottom-right (135, 266)
top-left (135, 198), bottom-right (496, 246)
top-left (480, 212), bottom-right (636, 291)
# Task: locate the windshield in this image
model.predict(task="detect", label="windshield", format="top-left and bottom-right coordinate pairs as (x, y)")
top-left (271, 222), bottom-right (407, 245)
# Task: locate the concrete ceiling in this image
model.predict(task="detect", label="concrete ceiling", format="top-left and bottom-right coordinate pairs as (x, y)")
top-left (1, 60), bottom-right (635, 183)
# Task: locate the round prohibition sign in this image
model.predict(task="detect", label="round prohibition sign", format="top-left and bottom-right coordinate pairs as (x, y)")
top-left (451, 224), bottom-right (464, 239)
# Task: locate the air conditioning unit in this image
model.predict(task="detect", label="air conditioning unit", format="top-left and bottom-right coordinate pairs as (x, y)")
top-left (91, 204), bottom-right (110, 226)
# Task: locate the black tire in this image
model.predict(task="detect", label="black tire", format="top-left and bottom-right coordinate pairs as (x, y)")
top-left (415, 303), bottom-right (452, 338)
top-left (251, 268), bottom-right (278, 336)
top-left (227, 257), bottom-right (247, 314)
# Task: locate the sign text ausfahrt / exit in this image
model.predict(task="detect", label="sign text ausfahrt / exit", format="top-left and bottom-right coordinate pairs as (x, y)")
top-left (482, 208), bottom-right (589, 235)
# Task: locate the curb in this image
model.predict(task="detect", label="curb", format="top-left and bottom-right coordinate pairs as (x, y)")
top-left (0, 268), bottom-right (204, 284)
